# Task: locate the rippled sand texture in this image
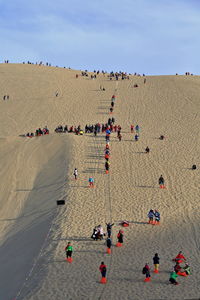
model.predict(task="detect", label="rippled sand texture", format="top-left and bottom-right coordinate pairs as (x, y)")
top-left (0, 64), bottom-right (199, 300)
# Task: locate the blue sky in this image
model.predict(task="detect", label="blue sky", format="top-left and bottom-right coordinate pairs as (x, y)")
top-left (0, 0), bottom-right (199, 74)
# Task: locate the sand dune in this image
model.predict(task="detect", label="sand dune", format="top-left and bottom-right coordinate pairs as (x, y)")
top-left (0, 64), bottom-right (199, 300)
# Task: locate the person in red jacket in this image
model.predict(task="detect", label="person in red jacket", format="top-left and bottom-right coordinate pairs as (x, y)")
top-left (99, 262), bottom-right (107, 278)
top-left (174, 251), bottom-right (186, 263)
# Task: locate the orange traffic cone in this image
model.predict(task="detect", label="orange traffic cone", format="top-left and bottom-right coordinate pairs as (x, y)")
top-left (66, 257), bottom-right (73, 263)
top-left (100, 277), bottom-right (107, 284)
top-left (106, 170), bottom-right (109, 174)
top-left (107, 248), bottom-right (111, 254)
top-left (116, 242), bottom-right (122, 247)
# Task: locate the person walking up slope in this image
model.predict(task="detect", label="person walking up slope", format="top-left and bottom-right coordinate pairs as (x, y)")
top-left (153, 253), bottom-right (160, 273)
top-left (142, 263), bottom-right (151, 282)
top-left (159, 175), bottom-right (165, 189)
top-left (99, 262), bottom-right (107, 283)
top-left (65, 242), bottom-right (73, 263)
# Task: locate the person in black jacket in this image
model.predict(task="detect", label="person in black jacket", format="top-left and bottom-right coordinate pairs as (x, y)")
top-left (106, 222), bottom-right (114, 237)
top-left (153, 253), bottom-right (160, 273)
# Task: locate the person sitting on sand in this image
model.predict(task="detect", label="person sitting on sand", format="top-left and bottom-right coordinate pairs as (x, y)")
top-left (91, 227), bottom-right (98, 240)
top-left (183, 263), bottom-right (191, 275)
top-left (174, 262), bottom-right (187, 276)
top-left (169, 271), bottom-right (179, 285)
top-left (97, 225), bottom-right (104, 240)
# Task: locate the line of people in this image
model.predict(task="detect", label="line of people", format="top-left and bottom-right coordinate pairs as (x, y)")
top-left (24, 126), bottom-right (49, 137)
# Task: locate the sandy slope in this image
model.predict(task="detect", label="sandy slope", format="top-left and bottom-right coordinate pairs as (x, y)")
top-left (0, 64), bottom-right (199, 300)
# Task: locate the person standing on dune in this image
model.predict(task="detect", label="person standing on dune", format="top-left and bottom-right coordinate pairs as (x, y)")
top-left (65, 242), bottom-right (73, 260)
top-left (158, 175), bottom-right (165, 188)
top-left (73, 168), bottom-right (78, 180)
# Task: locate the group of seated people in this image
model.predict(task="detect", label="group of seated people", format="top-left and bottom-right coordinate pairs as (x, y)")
top-left (54, 125), bottom-right (83, 135)
top-left (26, 127), bottom-right (49, 137)
top-left (169, 251), bottom-right (191, 285)
top-left (91, 225), bottom-right (105, 240)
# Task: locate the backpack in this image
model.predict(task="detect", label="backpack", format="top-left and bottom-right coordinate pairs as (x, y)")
top-left (142, 267), bottom-right (147, 274)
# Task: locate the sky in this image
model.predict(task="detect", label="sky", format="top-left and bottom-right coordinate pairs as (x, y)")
top-left (0, 0), bottom-right (200, 75)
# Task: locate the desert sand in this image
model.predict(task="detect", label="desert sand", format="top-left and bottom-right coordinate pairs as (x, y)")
top-left (0, 63), bottom-right (199, 300)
